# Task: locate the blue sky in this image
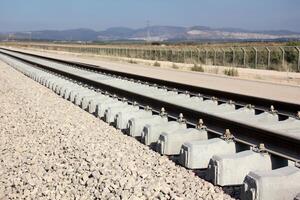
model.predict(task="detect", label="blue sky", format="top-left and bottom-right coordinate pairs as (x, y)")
top-left (0, 0), bottom-right (300, 32)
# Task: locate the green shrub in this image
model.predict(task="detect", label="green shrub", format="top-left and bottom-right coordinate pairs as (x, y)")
top-left (191, 64), bottom-right (204, 72)
top-left (286, 50), bottom-right (297, 64)
top-left (223, 68), bottom-right (239, 76)
top-left (286, 41), bottom-right (300, 46)
top-left (153, 61), bottom-right (161, 67)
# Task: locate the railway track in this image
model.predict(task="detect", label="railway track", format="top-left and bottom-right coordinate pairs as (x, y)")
top-left (0, 48), bottom-right (300, 200)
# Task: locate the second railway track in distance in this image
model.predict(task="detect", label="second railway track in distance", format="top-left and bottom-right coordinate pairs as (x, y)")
top-left (0, 47), bottom-right (299, 200)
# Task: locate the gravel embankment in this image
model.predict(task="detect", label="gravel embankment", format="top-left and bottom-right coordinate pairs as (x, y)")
top-left (0, 60), bottom-right (233, 199)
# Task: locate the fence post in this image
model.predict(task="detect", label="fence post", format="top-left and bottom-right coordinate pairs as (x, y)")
top-left (183, 49), bottom-right (186, 63)
top-left (296, 47), bottom-right (300, 72)
top-left (151, 48), bottom-right (154, 60)
top-left (266, 47), bottom-right (271, 69)
top-left (176, 49), bottom-right (179, 63)
top-left (221, 48), bottom-right (225, 65)
top-left (279, 47), bottom-right (285, 69)
top-left (138, 48), bottom-right (140, 59)
top-left (241, 48), bottom-right (246, 67)
top-left (136, 48), bottom-right (138, 59)
top-left (205, 49), bottom-right (208, 65)
top-left (230, 47), bottom-right (235, 66)
top-left (165, 49), bottom-right (168, 61)
top-left (196, 48), bottom-right (200, 64)
top-left (166, 49), bottom-right (168, 62)
top-left (213, 48), bottom-right (216, 65)
top-left (253, 47), bottom-right (258, 68)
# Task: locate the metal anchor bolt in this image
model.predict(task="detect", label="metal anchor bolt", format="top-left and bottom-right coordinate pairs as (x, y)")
top-left (196, 119), bottom-right (206, 130)
top-left (160, 107), bottom-right (167, 117)
top-left (211, 96), bottom-right (218, 101)
top-left (296, 161), bottom-right (300, 168)
top-left (246, 104), bottom-right (254, 109)
top-left (270, 105), bottom-right (275, 112)
top-left (145, 105), bottom-right (152, 111)
top-left (256, 143), bottom-right (267, 153)
top-left (221, 129), bottom-right (234, 141)
top-left (178, 113), bottom-right (186, 124)
top-left (270, 105), bottom-right (277, 114)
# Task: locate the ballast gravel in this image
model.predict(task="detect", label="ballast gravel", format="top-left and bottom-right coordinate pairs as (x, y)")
top-left (0, 61), bottom-right (233, 200)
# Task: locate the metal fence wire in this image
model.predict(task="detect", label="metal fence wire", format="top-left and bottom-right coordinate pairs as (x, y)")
top-left (5, 43), bottom-right (300, 72)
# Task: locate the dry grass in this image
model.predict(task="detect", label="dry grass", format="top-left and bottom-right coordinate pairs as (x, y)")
top-left (223, 68), bottom-right (239, 76)
top-left (191, 64), bottom-right (204, 72)
top-left (128, 59), bottom-right (138, 64)
top-left (153, 61), bottom-right (161, 67)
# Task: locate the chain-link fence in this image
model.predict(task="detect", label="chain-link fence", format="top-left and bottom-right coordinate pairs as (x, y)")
top-left (3, 43), bottom-right (300, 72)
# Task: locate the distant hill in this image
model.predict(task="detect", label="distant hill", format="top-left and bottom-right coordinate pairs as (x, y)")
top-left (2, 26), bottom-right (300, 42)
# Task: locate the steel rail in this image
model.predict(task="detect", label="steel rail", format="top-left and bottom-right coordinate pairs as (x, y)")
top-left (1, 47), bottom-right (299, 118)
top-left (1, 50), bottom-right (300, 163)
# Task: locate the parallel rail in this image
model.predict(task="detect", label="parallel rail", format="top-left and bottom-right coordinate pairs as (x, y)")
top-left (1, 48), bottom-right (299, 163)
top-left (1, 47), bottom-right (299, 117)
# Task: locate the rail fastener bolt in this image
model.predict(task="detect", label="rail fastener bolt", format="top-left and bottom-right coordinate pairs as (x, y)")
top-left (220, 129), bottom-right (234, 141)
top-left (196, 119), bottom-right (207, 130)
top-left (178, 113), bottom-right (186, 124)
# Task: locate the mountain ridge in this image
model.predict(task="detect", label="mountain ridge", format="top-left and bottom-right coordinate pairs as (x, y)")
top-left (1, 25), bottom-right (300, 42)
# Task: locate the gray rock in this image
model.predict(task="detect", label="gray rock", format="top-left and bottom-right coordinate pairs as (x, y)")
top-left (0, 59), bottom-right (233, 200)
